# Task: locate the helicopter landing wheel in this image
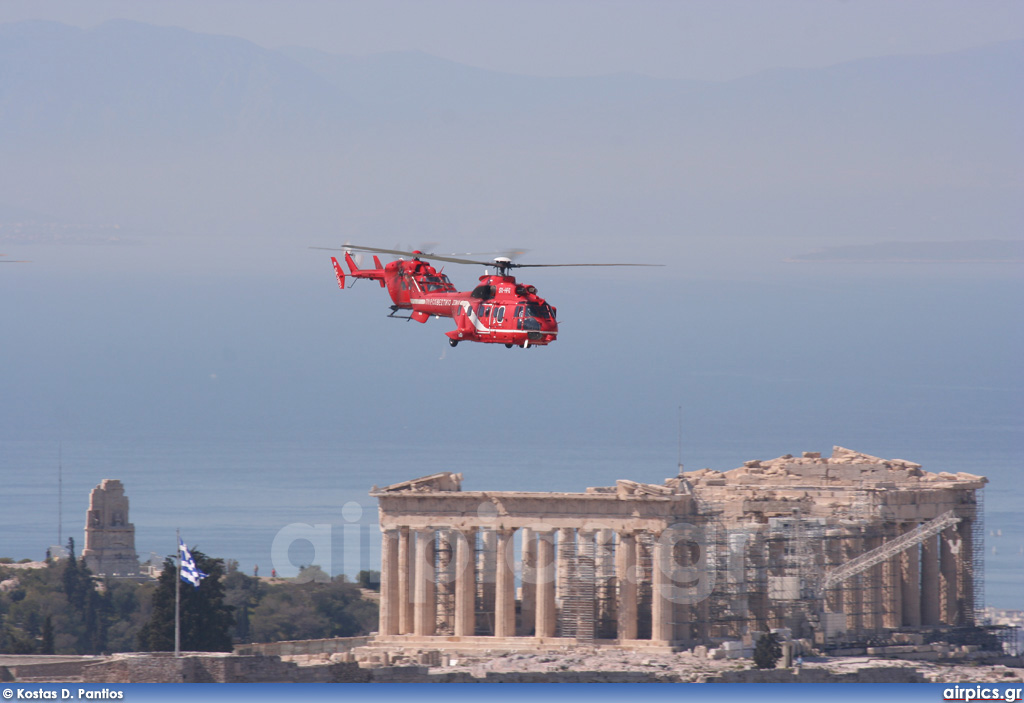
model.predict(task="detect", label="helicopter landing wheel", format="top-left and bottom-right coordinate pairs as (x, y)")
top-left (505, 343), bottom-right (514, 348)
top-left (449, 339), bottom-right (458, 347)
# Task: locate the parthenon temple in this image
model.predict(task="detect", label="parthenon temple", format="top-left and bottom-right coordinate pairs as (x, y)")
top-left (370, 447), bottom-right (986, 651)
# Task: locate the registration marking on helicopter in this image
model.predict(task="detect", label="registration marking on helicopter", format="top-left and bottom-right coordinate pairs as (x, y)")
top-left (410, 298), bottom-right (461, 306)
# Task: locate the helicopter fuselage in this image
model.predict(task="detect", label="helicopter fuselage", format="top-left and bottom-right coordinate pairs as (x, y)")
top-left (331, 252), bottom-right (558, 347)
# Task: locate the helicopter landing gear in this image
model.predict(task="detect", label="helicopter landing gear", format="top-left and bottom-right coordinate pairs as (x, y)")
top-left (505, 343), bottom-right (514, 349)
top-left (449, 339), bottom-right (458, 347)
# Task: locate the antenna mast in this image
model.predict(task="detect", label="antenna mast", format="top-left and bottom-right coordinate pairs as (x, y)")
top-left (58, 442), bottom-right (63, 550)
top-left (677, 405), bottom-right (684, 476)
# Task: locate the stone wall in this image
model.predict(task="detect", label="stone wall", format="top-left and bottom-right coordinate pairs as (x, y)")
top-left (0, 657), bottom-right (103, 682)
top-left (708, 666), bottom-right (925, 683)
top-left (81, 653), bottom-right (370, 683)
top-left (367, 664), bottom-right (927, 683)
top-left (234, 635), bottom-right (372, 657)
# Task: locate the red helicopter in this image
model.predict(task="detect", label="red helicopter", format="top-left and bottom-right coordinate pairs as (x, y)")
top-left (313, 244), bottom-right (657, 348)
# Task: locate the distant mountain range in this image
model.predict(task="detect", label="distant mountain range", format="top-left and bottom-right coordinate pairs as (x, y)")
top-left (0, 20), bottom-right (353, 143)
top-left (2, 19), bottom-right (1020, 146)
top-left (0, 19), bottom-right (1020, 252)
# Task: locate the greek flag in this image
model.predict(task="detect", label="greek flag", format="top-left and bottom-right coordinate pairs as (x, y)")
top-left (179, 539), bottom-right (208, 588)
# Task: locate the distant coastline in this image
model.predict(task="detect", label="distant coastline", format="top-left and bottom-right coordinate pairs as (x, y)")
top-left (786, 240), bottom-right (1024, 264)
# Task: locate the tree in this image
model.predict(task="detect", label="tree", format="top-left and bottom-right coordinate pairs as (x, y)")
top-left (356, 570), bottom-right (380, 591)
top-left (55, 549), bottom-right (106, 654)
top-left (137, 549), bottom-right (233, 652)
top-left (103, 580), bottom-right (153, 654)
top-left (249, 577), bottom-right (377, 643)
top-left (295, 564), bottom-right (330, 584)
top-left (62, 549), bottom-right (87, 611)
top-left (3, 549), bottom-right (382, 653)
top-left (753, 631), bottom-right (782, 669)
top-left (40, 615), bottom-right (55, 654)
top-left (222, 568), bottom-right (265, 643)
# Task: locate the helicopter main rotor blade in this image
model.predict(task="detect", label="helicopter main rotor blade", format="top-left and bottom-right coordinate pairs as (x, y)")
top-left (446, 248), bottom-right (529, 261)
top-left (311, 244), bottom-right (663, 269)
top-left (310, 244), bottom-right (493, 267)
top-left (511, 263), bottom-right (664, 268)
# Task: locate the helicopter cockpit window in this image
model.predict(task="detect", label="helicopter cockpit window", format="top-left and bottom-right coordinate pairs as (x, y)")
top-left (419, 275), bottom-right (451, 292)
top-left (525, 303), bottom-right (552, 319)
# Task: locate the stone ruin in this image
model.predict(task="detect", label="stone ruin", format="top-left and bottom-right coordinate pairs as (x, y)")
top-left (82, 479), bottom-right (139, 577)
top-left (369, 447), bottom-right (987, 652)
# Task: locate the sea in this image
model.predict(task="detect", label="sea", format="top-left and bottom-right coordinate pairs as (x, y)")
top-left (2, 430), bottom-right (1021, 610)
top-left (2, 255), bottom-right (1021, 610)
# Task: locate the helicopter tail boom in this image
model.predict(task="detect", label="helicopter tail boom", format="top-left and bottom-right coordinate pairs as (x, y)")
top-left (332, 252), bottom-right (387, 290)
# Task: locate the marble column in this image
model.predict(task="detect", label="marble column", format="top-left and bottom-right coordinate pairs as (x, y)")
top-left (596, 529), bottom-right (615, 638)
top-left (842, 532), bottom-right (863, 635)
top-left (616, 531), bottom-right (638, 640)
top-left (921, 533), bottom-right (941, 626)
top-left (479, 529), bottom-right (497, 634)
top-left (651, 532), bottom-right (672, 643)
top-left (520, 528), bottom-right (536, 635)
top-left (574, 529), bottom-right (596, 642)
top-left (379, 528), bottom-right (400, 636)
top-left (863, 534), bottom-right (884, 632)
top-left (454, 527), bottom-right (477, 637)
top-left (726, 531), bottom-right (751, 639)
top-left (677, 531), bottom-right (699, 646)
top-left (398, 526), bottom-right (412, 634)
top-left (557, 527), bottom-right (575, 602)
top-left (883, 525), bottom-right (902, 630)
top-left (748, 534), bottom-right (770, 632)
top-left (940, 526), bottom-right (959, 625)
top-left (957, 519), bottom-right (974, 626)
top-left (413, 529), bottom-right (436, 636)
top-left (900, 524), bottom-right (921, 628)
top-left (824, 531), bottom-right (844, 615)
top-left (495, 528), bottom-right (517, 638)
top-left (436, 529), bottom-right (456, 634)
top-left (535, 530), bottom-right (556, 638)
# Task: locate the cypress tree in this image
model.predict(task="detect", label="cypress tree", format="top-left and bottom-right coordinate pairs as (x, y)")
top-left (40, 615), bottom-right (55, 655)
top-left (138, 549), bottom-right (233, 652)
top-left (753, 631), bottom-right (783, 669)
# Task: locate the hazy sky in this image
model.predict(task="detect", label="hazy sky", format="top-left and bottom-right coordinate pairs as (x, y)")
top-left (1, 1), bottom-right (1021, 602)
top-left (1, 0), bottom-right (1022, 80)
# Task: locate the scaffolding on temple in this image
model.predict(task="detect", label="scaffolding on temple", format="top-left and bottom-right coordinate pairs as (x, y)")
top-left (558, 530), bottom-right (596, 642)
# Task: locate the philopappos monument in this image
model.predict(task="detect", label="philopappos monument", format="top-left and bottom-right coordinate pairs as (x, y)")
top-left (82, 479), bottom-right (139, 577)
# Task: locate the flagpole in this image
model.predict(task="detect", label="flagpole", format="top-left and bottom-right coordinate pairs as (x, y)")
top-left (175, 528), bottom-right (181, 658)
